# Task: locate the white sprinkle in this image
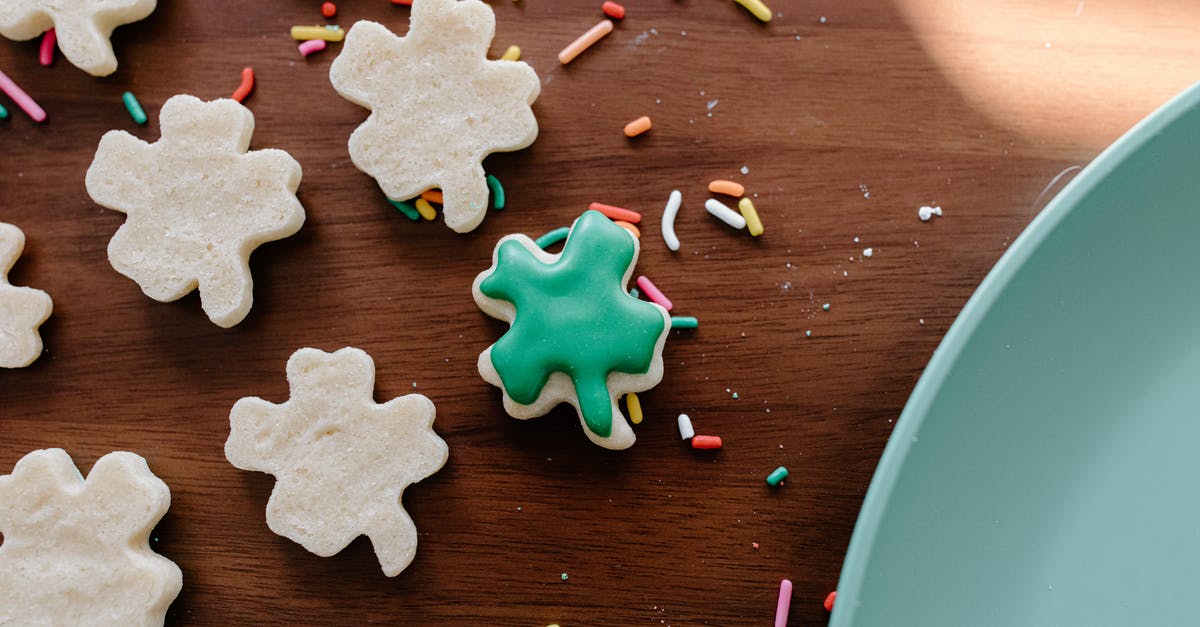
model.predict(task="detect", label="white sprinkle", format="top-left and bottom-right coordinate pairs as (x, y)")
top-left (740, 165), bottom-right (750, 174)
top-left (677, 413), bottom-right (695, 440)
top-left (820, 15), bottom-right (827, 23)
top-left (919, 319), bottom-right (925, 325)
top-left (853, 236), bottom-right (860, 243)
top-left (863, 247), bottom-right (873, 257)
top-left (705, 198), bottom-right (747, 230)
top-left (661, 189), bottom-right (683, 251)
top-left (918, 205), bottom-right (943, 221)
top-left (706, 99), bottom-right (719, 110)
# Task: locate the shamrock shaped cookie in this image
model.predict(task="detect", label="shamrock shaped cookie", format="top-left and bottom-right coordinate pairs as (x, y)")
top-left (0, 222), bottom-right (52, 368)
top-left (0, 0), bottom-right (156, 76)
top-left (329, 0), bottom-right (540, 233)
top-left (0, 449), bottom-right (182, 626)
top-left (226, 347), bottom-right (449, 576)
top-left (85, 94), bottom-right (305, 328)
top-left (473, 211), bottom-right (671, 450)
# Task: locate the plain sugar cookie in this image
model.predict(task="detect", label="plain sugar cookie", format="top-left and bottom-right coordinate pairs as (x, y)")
top-left (0, 0), bottom-right (157, 76)
top-left (0, 449), bottom-right (181, 626)
top-left (85, 94), bottom-right (305, 328)
top-left (329, 0), bottom-right (540, 233)
top-left (473, 210), bottom-right (671, 450)
top-left (225, 347), bottom-right (449, 577)
top-left (0, 222), bottom-right (52, 368)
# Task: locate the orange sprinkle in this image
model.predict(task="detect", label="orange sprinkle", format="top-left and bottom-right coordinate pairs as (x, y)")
top-left (601, 1), bottom-right (626, 19)
top-left (613, 220), bottom-right (640, 238)
top-left (321, 2), bottom-right (337, 17)
top-left (391, 0), bottom-right (413, 4)
top-left (420, 189), bottom-right (444, 204)
top-left (708, 179), bottom-right (745, 197)
top-left (823, 591), bottom-right (837, 612)
top-left (691, 435), bottom-right (723, 449)
top-left (588, 202), bottom-right (642, 224)
top-left (623, 115), bottom-right (652, 137)
top-left (231, 67), bottom-right (255, 103)
top-left (558, 19), bottom-right (614, 64)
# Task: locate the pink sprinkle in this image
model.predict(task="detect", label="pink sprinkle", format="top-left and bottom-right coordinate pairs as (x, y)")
top-left (0, 69), bottom-right (46, 122)
top-left (298, 39), bottom-right (328, 56)
top-left (752, 542), bottom-right (760, 550)
top-left (39, 29), bottom-right (56, 66)
top-left (775, 579), bottom-right (793, 627)
top-left (636, 275), bottom-right (673, 312)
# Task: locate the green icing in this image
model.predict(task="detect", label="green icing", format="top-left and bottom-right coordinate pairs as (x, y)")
top-left (480, 210), bottom-right (666, 438)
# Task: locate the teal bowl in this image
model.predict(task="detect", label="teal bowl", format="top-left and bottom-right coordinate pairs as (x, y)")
top-left (833, 81), bottom-right (1200, 626)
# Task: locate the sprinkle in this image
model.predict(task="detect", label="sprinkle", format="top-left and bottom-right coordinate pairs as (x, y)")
top-left (677, 413), bottom-right (695, 440)
top-left (38, 29), bottom-right (56, 66)
top-left (298, 39), bottom-right (327, 56)
top-left (535, 226), bottom-right (570, 249)
top-left (486, 174), bottom-right (506, 209)
top-left (589, 202), bottom-right (641, 224)
top-left (752, 542), bottom-right (760, 549)
top-left (738, 197), bottom-right (764, 236)
top-left (392, 0), bottom-right (413, 4)
top-left (805, 329), bottom-right (811, 337)
top-left (636, 275), bottom-right (673, 311)
top-left (822, 303), bottom-right (830, 311)
top-left (321, 2), bottom-right (337, 17)
top-left (626, 392), bottom-right (643, 425)
top-left (500, 45), bottom-right (521, 61)
top-left (862, 247), bottom-right (873, 257)
top-left (692, 435), bottom-right (722, 449)
top-left (613, 220), bottom-right (640, 239)
top-left (629, 287), bottom-right (640, 299)
top-left (775, 579), bottom-right (793, 627)
top-left (415, 198), bottom-right (437, 220)
top-left (705, 198), bottom-right (747, 230)
top-left (918, 205), bottom-right (943, 221)
top-left (290, 25), bottom-right (345, 41)
top-left (560, 572), bottom-right (569, 581)
top-left (0, 103), bottom-right (7, 119)
top-left (670, 316), bottom-right (698, 329)
top-left (661, 190), bottom-right (682, 251)
top-left (708, 180), bottom-right (745, 197)
top-left (232, 67), bottom-right (255, 103)
top-left (421, 189), bottom-right (444, 204)
top-left (389, 199), bottom-right (420, 221)
top-left (823, 591), bottom-right (837, 612)
top-left (623, 115), bottom-right (652, 137)
top-left (766, 466), bottom-right (789, 486)
top-left (734, 0), bottom-right (773, 21)
top-left (0, 70), bottom-right (46, 122)
top-left (121, 91), bottom-right (147, 125)
top-left (602, 1), bottom-right (626, 19)
top-left (558, 19), bottom-right (614, 65)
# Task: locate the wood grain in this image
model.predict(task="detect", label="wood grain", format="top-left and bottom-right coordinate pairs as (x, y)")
top-left (0, 1), bottom-right (1195, 624)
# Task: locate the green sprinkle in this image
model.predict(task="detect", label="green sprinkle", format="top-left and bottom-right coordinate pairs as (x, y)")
top-left (122, 91), bottom-right (147, 125)
top-left (822, 303), bottom-right (831, 311)
top-left (0, 103), bottom-right (8, 119)
top-left (534, 226), bottom-right (570, 250)
top-left (486, 173), bottom-right (505, 210)
top-left (389, 199), bottom-right (421, 221)
top-left (805, 329), bottom-right (812, 337)
top-left (629, 287), bottom-right (640, 299)
top-left (766, 466), bottom-right (789, 486)
top-left (560, 572), bottom-right (569, 581)
top-left (670, 316), bottom-right (699, 329)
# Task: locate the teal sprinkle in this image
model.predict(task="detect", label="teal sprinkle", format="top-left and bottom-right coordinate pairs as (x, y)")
top-left (670, 316), bottom-right (698, 329)
top-left (732, 392), bottom-right (739, 399)
top-left (534, 226), bottom-right (570, 250)
top-left (122, 91), bottom-right (147, 125)
top-left (561, 572), bottom-right (569, 581)
top-left (629, 287), bottom-right (640, 299)
top-left (0, 103), bottom-right (8, 119)
top-left (486, 174), bottom-right (505, 210)
top-left (805, 329), bottom-right (812, 337)
top-left (389, 199), bottom-right (421, 221)
top-left (766, 466), bottom-right (789, 486)
top-left (822, 303), bottom-right (831, 311)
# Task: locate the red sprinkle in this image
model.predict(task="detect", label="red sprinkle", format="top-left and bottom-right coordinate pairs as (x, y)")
top-left (231, 67), bottom-right (255, 103)
top-left (691, 435), bottom-right (722, 449)
top-left (321, 2), bottom-right (337, 17)
top-left (588, 202), bottom-right (642, 224)
top-left (823, 591), bottom-right (837, 612)
top-left (601, 1), bottom-right (626, 19)
top-left (39, 29), bottom-right (56, 66)
top-left (392, 0), bottom-right (413, 4)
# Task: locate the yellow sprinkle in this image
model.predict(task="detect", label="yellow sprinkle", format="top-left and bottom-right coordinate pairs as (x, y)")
top-left (733, 0), bottom-right (773, 22)
top-left (738, 197), bottom-right (764, 236)
top-left (290, 25), bottom-right (345, 42)
top-left (415, 198), bottom-right (437, 221)
top-left (500, 45), bottom-right (521, 61)
top-left (627, 392), bottom-right (643, 425)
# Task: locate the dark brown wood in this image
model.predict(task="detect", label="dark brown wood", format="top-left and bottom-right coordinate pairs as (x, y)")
top-left (1, 1), bottom-right (1195, 624)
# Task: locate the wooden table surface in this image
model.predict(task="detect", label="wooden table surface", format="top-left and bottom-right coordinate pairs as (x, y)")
top-left (1, 1), bottom-right (1196, 624)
